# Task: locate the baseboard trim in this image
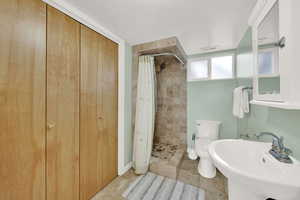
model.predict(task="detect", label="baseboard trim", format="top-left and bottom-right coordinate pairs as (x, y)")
top-left (119, 162), bottom-right (133, 176)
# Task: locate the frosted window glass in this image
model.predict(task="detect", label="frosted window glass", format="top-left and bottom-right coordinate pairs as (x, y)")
top-left (237, 53), bottom-right (253, 78)
top-left (190, 60), bottom-right (208, 80)
top-left (211, 56), bottom-right (233, 79)
top-left (258, 51), bottom-right (273, 75)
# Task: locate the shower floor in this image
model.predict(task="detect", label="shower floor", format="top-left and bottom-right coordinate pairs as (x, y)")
top-left (152, 143), bottom-right (179, 160)
top-left (150, 143), bottom-right (185, 179)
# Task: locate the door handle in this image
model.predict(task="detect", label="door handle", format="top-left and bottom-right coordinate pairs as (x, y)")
top-left (47, 122), bottom-right (56, 130)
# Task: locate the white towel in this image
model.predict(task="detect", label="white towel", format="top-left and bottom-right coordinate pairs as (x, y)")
top-left (233, 86), bottom-right (250, 118)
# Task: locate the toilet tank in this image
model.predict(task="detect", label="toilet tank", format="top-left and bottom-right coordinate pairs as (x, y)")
top-left (196, 120), bottom-right (221, 140)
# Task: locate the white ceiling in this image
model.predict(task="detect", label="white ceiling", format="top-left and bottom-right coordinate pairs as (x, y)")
top-left (63, 0), bottom-right (257, 55)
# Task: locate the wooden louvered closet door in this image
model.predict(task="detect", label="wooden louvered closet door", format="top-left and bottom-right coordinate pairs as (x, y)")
top-left (0, 2), bottom-right (117, 199)
top-left (80, 25), bottom-right (118, 200)
top-left (0, 0), bottom-right (46, 199)
top-left (46, 6), bottom-right (80, 200)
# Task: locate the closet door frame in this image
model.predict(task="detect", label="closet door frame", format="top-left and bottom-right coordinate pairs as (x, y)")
top-left (43, 0), bottom-right (128, 175)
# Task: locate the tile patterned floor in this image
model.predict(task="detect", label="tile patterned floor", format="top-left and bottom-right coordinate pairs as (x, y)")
top-left (92, 154), bottom-right (228, 200)
top-left (178, 154), bottom-right (228, 200)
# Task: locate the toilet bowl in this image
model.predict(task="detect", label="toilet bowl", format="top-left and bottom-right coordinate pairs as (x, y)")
top-left (195, 120), bottom-right (221, 178)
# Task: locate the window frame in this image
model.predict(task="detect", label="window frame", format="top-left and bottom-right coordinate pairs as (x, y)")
top-left (187, 53), bottom-right (235, 82)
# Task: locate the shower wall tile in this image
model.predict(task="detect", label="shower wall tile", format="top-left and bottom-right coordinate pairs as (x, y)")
top-left (154, 56), bottom-right (187, 145)
top-left (132, 37), bottom-right (187, 146)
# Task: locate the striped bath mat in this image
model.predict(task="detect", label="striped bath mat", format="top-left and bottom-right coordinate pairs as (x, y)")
top-left (122, 172), bottom-right (205, 200)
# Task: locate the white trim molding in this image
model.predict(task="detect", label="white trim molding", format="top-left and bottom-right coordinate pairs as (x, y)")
top-left (42, 0), bottom-right (127, 176)
top-left (119, 162), bottom-right (133, 176)
top-left (248, 0), bottom-right (268, 26)
top-left (42, 0), bottom-right (123, 43)
top-left (118, 43), bottom-right (126, 175)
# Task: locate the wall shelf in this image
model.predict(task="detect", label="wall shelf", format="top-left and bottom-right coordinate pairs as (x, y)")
top-left (250, 100), bottom-right (300, 110)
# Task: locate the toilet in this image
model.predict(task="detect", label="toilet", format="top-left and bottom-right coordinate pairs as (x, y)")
top-left (195, 120), bottom-right (221, 178)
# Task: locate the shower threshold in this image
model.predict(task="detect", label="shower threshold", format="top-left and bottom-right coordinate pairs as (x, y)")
top-left (150, 143), bottom-right (185, 179)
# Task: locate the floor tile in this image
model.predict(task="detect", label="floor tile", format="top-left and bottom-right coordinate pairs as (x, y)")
top-left (93, 156), bottom-right (228, 200)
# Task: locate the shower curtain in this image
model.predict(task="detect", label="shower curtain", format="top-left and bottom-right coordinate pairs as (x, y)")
top-left (133, 56), bottom-right (156, 174)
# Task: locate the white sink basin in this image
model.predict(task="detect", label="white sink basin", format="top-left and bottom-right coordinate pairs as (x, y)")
top-left (209, 139), bottom-right (300, 200)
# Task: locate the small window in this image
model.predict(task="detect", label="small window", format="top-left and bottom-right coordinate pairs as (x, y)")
top-left (211, 56), bottom-right (233, 79)
top-left (187, 54), bottom-right (234, 81)
top-left (188, 60), bottom-right (209, 81)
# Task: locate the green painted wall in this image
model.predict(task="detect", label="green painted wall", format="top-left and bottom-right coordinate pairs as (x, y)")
top-left (187, 80), bottom-right (238, 147)
top-left (187, 50), bottom-right (238, 148)
top-left (124, 43), bottom-right (133, 165)
top-left (237, 78), bottom-right (300, 160)
top-left (239, 104), bottom-right (300, 160)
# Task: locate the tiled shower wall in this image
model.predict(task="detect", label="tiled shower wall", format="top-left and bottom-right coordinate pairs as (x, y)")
top-left (154, 56), bottom-right (187, 145)
top-left (132, 37), bottom-right (187, 147)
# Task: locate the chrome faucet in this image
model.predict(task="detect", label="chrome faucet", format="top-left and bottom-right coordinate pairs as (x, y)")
top-left (256, 132), bottom-right (293, 164)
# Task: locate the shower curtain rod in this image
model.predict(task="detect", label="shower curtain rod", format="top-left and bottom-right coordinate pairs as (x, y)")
top-left (140, 52), bottom-right (185, 65)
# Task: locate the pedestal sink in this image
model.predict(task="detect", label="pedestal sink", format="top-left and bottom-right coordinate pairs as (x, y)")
top-left (209, 139), bottom-right (300, 200)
